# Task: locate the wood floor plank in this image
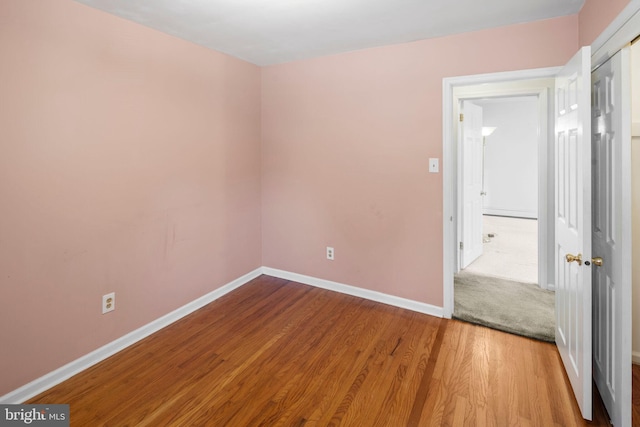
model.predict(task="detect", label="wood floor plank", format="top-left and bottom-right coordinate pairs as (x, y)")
top-left (405, 318), bottom-right (446, 427)
top-left (633, 364), bottom-right (640, 427)
top-left (27, 275), bottom-right (625, 426)
top-left (372, 315), bottom-right (440, 427)
top-left (169, 286), bottom-right (341, 426)
top-left (299, 303), bottom-right (396, 425)
top-left (468, 325), bottom-right (489, 410)
top-left (227, 293), bottom-right (371, 426)
top-left (304, 302), bottom-right (411, 426)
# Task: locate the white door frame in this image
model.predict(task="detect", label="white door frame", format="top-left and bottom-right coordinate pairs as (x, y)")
top-left (443, 67), bottom-right (559, 318)
top-left (590, 0), bottom-right (640, 71)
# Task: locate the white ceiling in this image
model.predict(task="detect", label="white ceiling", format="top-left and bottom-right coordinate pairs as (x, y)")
top-left (74, 0), bottom-right (585, 66)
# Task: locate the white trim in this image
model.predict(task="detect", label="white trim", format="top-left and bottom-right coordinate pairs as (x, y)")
top-left (443, 67), bottom-right (561, 318)
top-left (619, 45), bottom-right (634, 426)
top-left (443, 78), bottom-right (454, 319)
top-left (482, 208), bottom-right (537, 219)
top-left (633, 351), bottom-right (640, 365)
top-left (443, 67), bottom-right (562, 87)
top-left (262, 267), bottom-right (444, 318)
top-left (0, 268), bottom-right (263, 404)
top-left (591, 0), bottom-right (640, 70)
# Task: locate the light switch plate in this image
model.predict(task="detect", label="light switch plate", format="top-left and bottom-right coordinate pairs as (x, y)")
top-left (429, 158), bottom-right (439, 173)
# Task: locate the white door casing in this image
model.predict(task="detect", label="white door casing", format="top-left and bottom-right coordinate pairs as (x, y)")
top-left (443, 67), bottom-right (561, 318)
top-left (554, 46), bottom-right (592, 420)
top-left (591, 48), bottom-right (632, 427)
top-left (460, 101), bottom-right (484, 269)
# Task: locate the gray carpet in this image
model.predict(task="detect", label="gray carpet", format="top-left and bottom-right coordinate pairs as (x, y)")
top-left (453, 271), bottom-right (555, 342)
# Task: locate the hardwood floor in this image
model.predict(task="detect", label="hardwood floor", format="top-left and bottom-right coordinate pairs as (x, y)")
top-left (634, 364), bottom-right (640, 427)
top-left (29, 275), bottom-right (615, 426)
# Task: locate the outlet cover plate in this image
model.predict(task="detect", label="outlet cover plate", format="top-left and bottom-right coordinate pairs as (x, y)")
top-left (326, 247), bottom-right (334, 260)
top-left (102, 292), bottom-right (115, 314)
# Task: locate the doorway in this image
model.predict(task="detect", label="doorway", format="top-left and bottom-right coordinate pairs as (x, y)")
top-left (451, 90), bottom-right (554, 342)
top-left (461, 96), bottom-right (540, 285)
top-left (442, 70), bottom-right (559, 320)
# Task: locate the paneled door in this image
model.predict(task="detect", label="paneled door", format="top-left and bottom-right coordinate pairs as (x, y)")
top-left (460, 101), bottom-right (484, 269)
top-left (554, 46), bottom-right (592, 420)
top-left (591, 47), bottom-right (632, 427)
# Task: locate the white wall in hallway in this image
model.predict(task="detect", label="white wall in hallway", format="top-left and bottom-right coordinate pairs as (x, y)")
top-left (475, 96), bottom-right (539, 219)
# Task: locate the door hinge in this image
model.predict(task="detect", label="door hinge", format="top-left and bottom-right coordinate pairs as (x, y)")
top-left (459, 113), bottom-right (464, 122)
top-left (459, 242), bottom-right (464, 250)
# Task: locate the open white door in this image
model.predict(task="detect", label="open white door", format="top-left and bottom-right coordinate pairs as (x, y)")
top-left (554, 46), bottom-right (592, 420)
top-left (591, 48), bottom-right (632, 427)
top-left (460, 101), bottom-right (484, 269)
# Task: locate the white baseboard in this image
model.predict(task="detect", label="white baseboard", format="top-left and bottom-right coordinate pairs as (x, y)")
top-left (633, 351), bottom-right (640, 365)
top-left (0, 268), bottom-right (263, 404)
top-left (262, 267), bottom-right (443, 318)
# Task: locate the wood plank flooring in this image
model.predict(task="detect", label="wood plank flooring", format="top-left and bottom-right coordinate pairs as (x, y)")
top-left (634, 364), bottom-right (640, 427)
top-left (29, 275), bottom-right (619, 426)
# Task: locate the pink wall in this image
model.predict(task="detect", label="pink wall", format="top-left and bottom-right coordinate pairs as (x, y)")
top-left (578, 0), bottom-right (631, 46)
top-left (0, 0), bottom-right (261, 396)
top-left (261, 16), bottom-right (579, 306)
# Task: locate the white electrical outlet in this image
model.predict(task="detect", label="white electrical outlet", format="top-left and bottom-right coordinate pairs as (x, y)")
top-left (102, 292), bottom-right (115, 314)
top-left (326, 246), bottom-right (334, 260)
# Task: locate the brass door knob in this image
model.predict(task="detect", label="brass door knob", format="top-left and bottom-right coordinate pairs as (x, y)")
top-left (565, 253), bottom-right (583, 265)
top-left (592, 257), bottom-right (603, 267)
